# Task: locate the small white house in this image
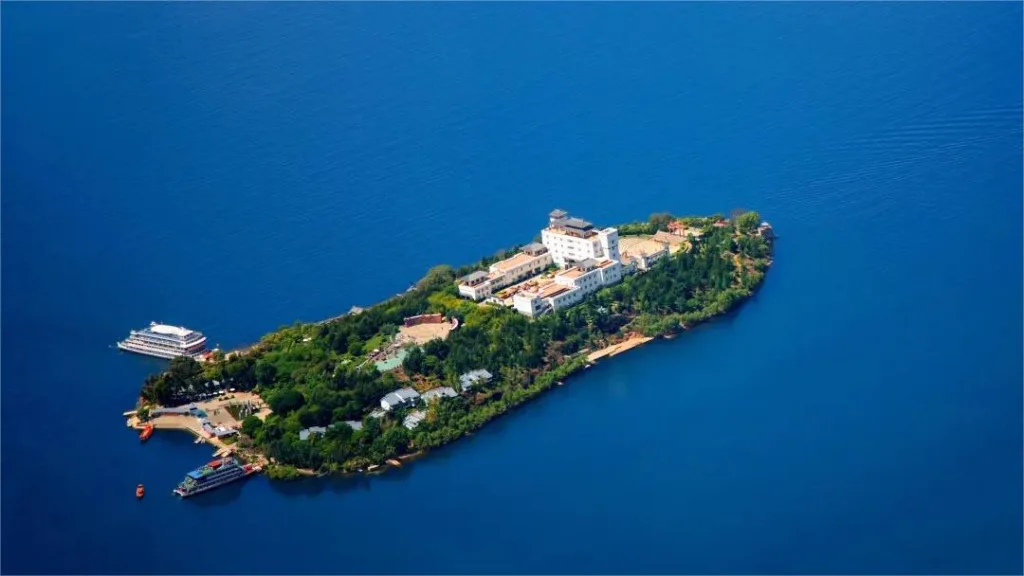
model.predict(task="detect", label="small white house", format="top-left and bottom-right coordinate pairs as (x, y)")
top-left (422, 387), bottom-right (458, 403)
top-left (459, 369), bottom-right (493, 392)
top-left (380, 387), bottom-right (421, 411)
top-left (403, 410), bottom-right (427, 430)
top-left (299, 426), bottom-right (328, 441)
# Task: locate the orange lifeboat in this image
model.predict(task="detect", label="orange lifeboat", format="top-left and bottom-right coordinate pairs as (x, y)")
top-left (139, 425), bottom-right (154, 441)
top-left (207, 459), bottom-right (223, 468)
top-left (136, 484), bottom-right (145, 499)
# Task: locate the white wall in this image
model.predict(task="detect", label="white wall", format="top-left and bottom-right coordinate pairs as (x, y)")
top-left (458, 282), bottom-right (492, 301)
top-left (513, 293), bottom-right (544, 317)
top-left (488, 252), bottom-right (553, 289)
top-left (555, 266), bottom-right (605, 296)
top-left (459, 277), bottom-right (498, 300)
top-left (630, 248), bottom-right (667, 271)
top-left (542, 229), bottom-right (603, 267)
top-left (598, 228), bottom-right (621, 262)
top-left (547, 286), bottom-right (583, 311)
top-left (542, 227), bottom-right (622, 268)
top-left (599, 260), bottom-right (623, 285)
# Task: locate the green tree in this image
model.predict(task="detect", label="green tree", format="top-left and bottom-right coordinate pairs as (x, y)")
top-left (255, 360), bottom-right (278, 386)
top-left (266, 465), bottom-right (301, 480)
top-left (648, 212), bottom-right (674, 231)
top-left (347, 335), bottom-right (364, 356)
top-left (327, 421), bottom-right (354, 443)
top-left (403, 346), bottom-right (426, 374)
top-left (267, 388), bottom-right (305, 415)
top-left (241, 415), bottom-right (263, 437)
top-left (168, 356), bottom-right (203, 383)
top-left (362, 415), bottom-right (382, 439)
top-left (736, 211), bottom-right (760, 234)
top-left (381, 426), bottom-right (410, 457)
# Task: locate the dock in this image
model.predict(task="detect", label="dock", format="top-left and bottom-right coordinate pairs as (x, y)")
top-left (126, 391), bottom-right (275, 488)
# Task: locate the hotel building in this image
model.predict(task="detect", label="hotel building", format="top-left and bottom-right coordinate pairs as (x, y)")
top-left (457, 243), bottom-right (553, 301)
top-left (512, 257), bottom-right (623, 318)
top-left (540, 210), bottom-right (620, 268)
top-left (458, 210), bottom-right (626, 317)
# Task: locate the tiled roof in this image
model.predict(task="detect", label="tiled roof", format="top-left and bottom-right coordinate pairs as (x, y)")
top-left (459, 369), bottom-right (493, 390)
top-left (422, 387), bottom-right (458, 402)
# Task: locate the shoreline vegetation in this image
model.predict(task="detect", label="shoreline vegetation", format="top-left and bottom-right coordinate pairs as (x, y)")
top-left (133, 211), bottom-right (774, 480)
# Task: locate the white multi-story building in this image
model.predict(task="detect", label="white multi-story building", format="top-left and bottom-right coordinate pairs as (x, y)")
top-left (462, 211), bottom-right (625, 317)
top-left (541, 210), bottom-right (620, 268)
top-left (487, 243), bottom-right (552, 288)
top-left (513, 283), bottom-right (575, 318)
top-left (457, 271), bottom-right (494, 301)
top-left (457, 243), bottom-right (552, 301)
top-left (512, 258), bottom-right (622, 318)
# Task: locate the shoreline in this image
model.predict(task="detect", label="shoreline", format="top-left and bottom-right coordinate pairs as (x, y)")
top-left (290, 450), bottom-right (425, 478)
top-left (321, 259), bottom-right (772, 479)
top-left (269, 338), bottom-right (663, 480)
top-left (129, 325), bottom-right (704, 481)
top-left (346, 337), bottom-right (658, 479)
top-left (134, 336), bottom-right (661, 479)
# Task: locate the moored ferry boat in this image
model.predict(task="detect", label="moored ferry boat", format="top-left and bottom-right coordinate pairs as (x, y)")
top-left (117, 322), bottom-right (207, 360)
top-left (173, 457), bottom-right (258, 498)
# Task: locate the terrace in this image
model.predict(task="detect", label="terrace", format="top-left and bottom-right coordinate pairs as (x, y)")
top-left (490, 252), bottom-right (537, 273)
top-left (537, 284), bottom-right (572, 299)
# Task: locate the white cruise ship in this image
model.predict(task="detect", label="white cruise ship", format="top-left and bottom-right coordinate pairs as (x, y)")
top-left (117, 322), bottom-right (207, 360)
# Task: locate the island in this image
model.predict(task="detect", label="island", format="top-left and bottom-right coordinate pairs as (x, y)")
top-left (130, 209), bottom-right (774, 480)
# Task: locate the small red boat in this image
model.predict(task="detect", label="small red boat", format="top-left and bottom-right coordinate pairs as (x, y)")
top-left (139, 425), bottom-right (154, 441)
top-left (136, 484), bottom-right (145, 499)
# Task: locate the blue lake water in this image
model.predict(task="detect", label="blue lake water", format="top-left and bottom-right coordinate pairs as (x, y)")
top-left (2, 3), bottom-right (1021, 574)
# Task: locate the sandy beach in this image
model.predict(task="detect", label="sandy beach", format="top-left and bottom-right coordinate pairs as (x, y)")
top-left (586, 335), bottom-right (655, 363)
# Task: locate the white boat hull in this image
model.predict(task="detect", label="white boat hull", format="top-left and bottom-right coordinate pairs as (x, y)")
top-left (116, 340), bottom-right (205, 360)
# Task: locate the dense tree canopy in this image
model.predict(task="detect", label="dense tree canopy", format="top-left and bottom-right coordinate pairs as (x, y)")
top-left (736, 211), bottom-right (761, 234)
top-left (138, 213), bottom-right (772, 475)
